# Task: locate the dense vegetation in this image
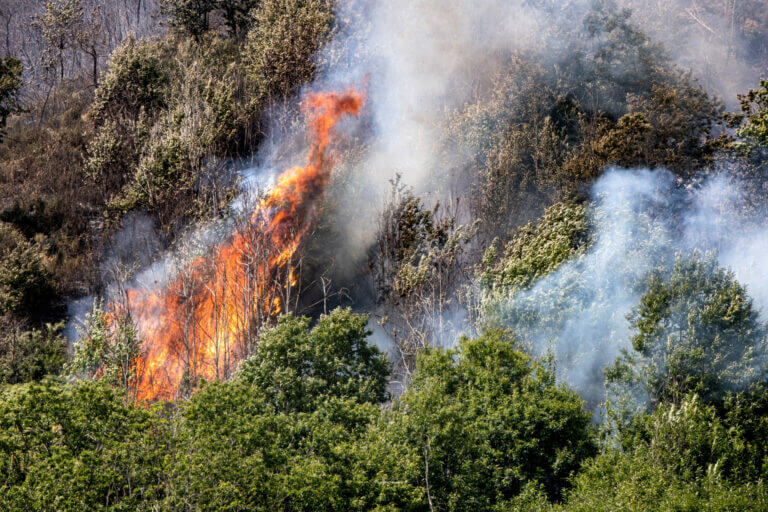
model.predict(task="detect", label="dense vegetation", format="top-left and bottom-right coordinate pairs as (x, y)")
top-left (2, 0), bottom-right (768, 510)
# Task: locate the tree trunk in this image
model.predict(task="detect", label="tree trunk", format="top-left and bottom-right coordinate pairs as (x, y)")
top-left (91, 48), bottom-right (98, 88)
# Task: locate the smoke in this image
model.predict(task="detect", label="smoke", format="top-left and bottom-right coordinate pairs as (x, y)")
top-left (311, 0), bottom-right (761, 269)
top-left (67, 0), bottom-right (768, 395)
top-left (309, 0), bottom-right (563, 260)
top-left (494, 168), bottom-right (768, 406)
top-left (619, 0), bottom-right (764, 107)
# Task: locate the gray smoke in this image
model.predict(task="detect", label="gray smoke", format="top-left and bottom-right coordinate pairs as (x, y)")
top-left (619, 0), bottom-right (764, 107)
top-left (309, 0), bottom-right (568, 258)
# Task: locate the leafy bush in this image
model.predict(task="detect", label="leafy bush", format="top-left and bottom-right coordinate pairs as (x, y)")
top-left (68, 299), bottom-right (142, 397)
top-left (479, 201), bottom-right (589, 296)
top-left (0, 379), bottom-right (164, 511)
top-left (735, 77), bottom-right (768, 145)
top-left (235, 308), bottom-right (390, 412)
top-left (166, 383), bottom-right (379, 511)
top-left (0, 222), bottom-right (58, 323)
top-left (557, 392), bottom-right (768, 511)
top-left (556, 447), bottom-right (768, 512)
top-left (0, 57), bottom-right (22, 143)
top-left (91, 37), bottom-right (169, 127)
top-left (245, 0), bottom-right (333, 106)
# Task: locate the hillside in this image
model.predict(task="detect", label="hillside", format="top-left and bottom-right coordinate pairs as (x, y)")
top-left (2, 0), bottom-right (768, 510)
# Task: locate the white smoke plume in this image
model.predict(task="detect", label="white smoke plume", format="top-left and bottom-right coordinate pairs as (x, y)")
top-left (309, 0), bottom-right (569, 258)
top-left (494, 167), bottom-right (768, 406)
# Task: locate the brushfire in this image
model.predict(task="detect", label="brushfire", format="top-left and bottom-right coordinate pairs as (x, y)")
top-left (119, 89), bottom-right (363, 401)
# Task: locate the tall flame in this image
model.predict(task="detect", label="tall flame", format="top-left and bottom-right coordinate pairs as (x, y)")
top-left (121, 89), bottom-right (363, 401)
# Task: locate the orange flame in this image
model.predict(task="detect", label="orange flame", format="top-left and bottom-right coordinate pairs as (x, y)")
top-left (119, 89), bottom-right (363, 401)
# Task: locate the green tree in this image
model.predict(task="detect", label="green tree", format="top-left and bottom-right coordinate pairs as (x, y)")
top-left (235, 308), bottom-right (390, 413)
top-left (217, 0), bottom-right (260, 37)
top-left (245, 0), bottom-right (333, 106)
top-left (610, 254), bottom-right (767, 406)
top-left (69, 299), bottom-right (143, 399)
top-left (736, 77), bottom-right (768, 145)
top-left (0, 57), bottom-right (21, 143)
top-left (32, 0), bottom-right (85, 81)
top-left (358, 330), bottom-right (596, 510)
top-left (166, 381), bottom-right (379, 511)
top-left (90, 37), bottom-right (169, 127)
top-left (160, 0), bottom-right (217, 41)
top-left (623, 391), bottom-right (768, 483)
top-left (0, 222), bottom-right (58, 324)
top-left (557, 445), bottom-right (768, 512)
top-left (558, 392), bottom-right (768, 512)
top-left (479, 201), bottom-right (588, 296)
top-left (0, 379), bottom-right (165, 511)
top-left (0, 322), bottom-right (67, 384)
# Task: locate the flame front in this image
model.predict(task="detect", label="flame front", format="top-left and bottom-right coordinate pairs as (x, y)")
top-left (121, 89), bottom-right (363, 401)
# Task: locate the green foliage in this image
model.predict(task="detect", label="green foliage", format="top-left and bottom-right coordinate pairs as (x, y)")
top-left (0, 57), bottom-right (22, 143)
top-left (556, 446), bottom-right (768, 512)
top-left (593, 83), bottom-right (729, 177)
top-left (160, 0), bottom-right (217, 40)
top-left (245, 0), bottom-right (333, 106)
top-left (161, 0), bottom-right (262, 39)
top-left (218, 0), bottom-right (262, 36)
top-left (93, 35), bottom-right (244, 229)
top-left (556, 391), bottom-right (768, 511)
top-left (360, 331), bottom-right (596, 510)
top-left (235, 308), bottom-right (390, 412)
top-left (610, 254), bottom-right (767, 405)
top-left (622, 391), bottom-right (768, 483)
top-left (366, 178), bottom-right (478, 375)
top-left (3, 3), bottom-right (768, 509)
top-left (31, 0), bottom-right (85, 80)
top-left (0, 222), bottom-right (58, 323)
top-left (479, 201), bottom-right (588, 295)
top-left (166, 383), bottom-right (378, 510)
top-left (736, 78), bottom-right (768, 145)
top-left (580, 0), bottom-right (670, 112)
top-left (0, 379), bottom-right (164, 511)
top-left (446, 2), bottom-right (726, 238)
top-left (69, 299), bottom-right (142, 397)
top-left (91, 37), bottom-right (169, 127)
top-left (0, 322), bottom-right (67, 384)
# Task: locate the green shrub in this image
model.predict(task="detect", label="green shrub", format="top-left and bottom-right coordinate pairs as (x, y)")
top-left (91, 37), bottom-right (169, 127)
top-left (245, 0), bottom-right (333, 106)
top-left (0, 223), bottom-right (58, 323)
top-left (235, 308), bottom-right (390, 413)
top-left (0, 379), bottom-right (164, 511)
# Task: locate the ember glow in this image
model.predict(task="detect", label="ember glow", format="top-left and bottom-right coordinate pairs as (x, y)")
top-left (121, 89), bottom-right (364, 401)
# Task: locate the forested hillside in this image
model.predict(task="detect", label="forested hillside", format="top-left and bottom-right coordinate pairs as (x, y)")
top-left (2, 0), bottom-right (768, 510)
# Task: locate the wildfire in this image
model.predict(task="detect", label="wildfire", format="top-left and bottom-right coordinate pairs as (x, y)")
top-left (120, 89), bottom-right (364, 401)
